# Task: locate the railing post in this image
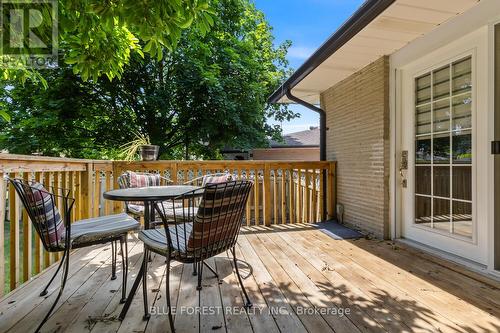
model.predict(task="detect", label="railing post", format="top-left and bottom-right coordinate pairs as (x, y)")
top-left (327, 162), bottom-right (336, 220)
top-left (80, 162), bottom-right (93, 219)
top-left (0, 173), bottom-right (5, 297)
top-left (171, 162), bottom-right (178, 184)
top-left (22, 173), bottom-right (31, 283)
top-left (263, 163), bottom-right (272, 226)
top-left (112, 161), bottom-right (123, 213)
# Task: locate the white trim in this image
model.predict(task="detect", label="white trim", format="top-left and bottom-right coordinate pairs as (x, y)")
top-left (393, 24), bottom-right (489, 265)
top-left (487, 17), bottom-right (500, 272)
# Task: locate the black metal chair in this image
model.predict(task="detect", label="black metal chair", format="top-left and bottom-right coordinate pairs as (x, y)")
top-left (9, 178), bottom-right (140, 333)
top-left (138, 180), bottom-right (253, 332)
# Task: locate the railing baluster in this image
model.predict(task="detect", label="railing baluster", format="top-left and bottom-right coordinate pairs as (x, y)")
top-left (281, 169), bottom-right (286, 225)
top-left (22, 173), bottom-right (32, 283)
top-left (34, 172), bottom-right (43, 274)
top-left (0, 173), bottom-right (6, 296)
top-left (253, 169), bottom-right (260, 225)
top-left (273, 169), bottom-right (278, 224)
top-left (105, 171), bottom-right (112, 215)
top-left (246, 169), bottom-right (251, 226)
top-left (312, 169), bottom-right (317, 223)
top-left (9, 172), bottom-right (20, 291)
top-left (263, 164), bottom-right (271, 226)
top-left (289, 169), bottom-right (294, 224)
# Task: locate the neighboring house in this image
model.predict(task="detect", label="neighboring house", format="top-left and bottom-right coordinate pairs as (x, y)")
top-left (252, 127), bottom-right (320, 160)
top-left (220, 148), bottom-right (250, 160)
top-left (269, 0), bottom-right (500, 276)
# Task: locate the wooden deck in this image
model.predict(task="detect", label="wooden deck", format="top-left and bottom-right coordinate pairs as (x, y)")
top-left (1, 224), bottom-right (500, 333)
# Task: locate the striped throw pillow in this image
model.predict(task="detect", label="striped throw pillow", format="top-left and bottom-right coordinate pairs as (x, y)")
top-left (124, 171), bottom-right (161, 206)
top-left (129, 171), bottom-right (161, 188)
top-left (202, 174), bottom-right (231, 186)
top-left (25, 182), bottom-right (65, 248)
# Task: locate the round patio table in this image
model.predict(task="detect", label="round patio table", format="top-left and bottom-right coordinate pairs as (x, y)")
top-left (103, 185), bottom-right (202, 320)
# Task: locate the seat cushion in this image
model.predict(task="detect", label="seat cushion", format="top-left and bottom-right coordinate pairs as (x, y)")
top-left (68, 213), bottom-right (140, 246)
top-left (139, 223), bottom-right (193, 256)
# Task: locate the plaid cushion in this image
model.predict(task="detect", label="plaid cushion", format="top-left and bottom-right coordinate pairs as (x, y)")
top-left (187, 182), bottom-right (250, 254)
top-left (202, 174), bottom-right (231, 186)
top-left (119, 171), bottom-right (161, 206)
top-left (25, 182), bottom-right (65, 248)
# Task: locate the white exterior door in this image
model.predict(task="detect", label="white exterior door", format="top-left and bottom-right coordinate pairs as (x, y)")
top-left (399, 29), bottom-right (489, 265)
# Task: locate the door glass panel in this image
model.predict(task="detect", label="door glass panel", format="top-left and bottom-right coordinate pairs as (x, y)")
top-left (433, 166), bottom-right (450, 197)
top-left (433, 99), bottom-right (450, 132)
top-left (415, 136), bottom-right (431, 164)
top-left (415, 196), bottom-right (431, 225)
top-left (433, 66), bottom-right (450, 100)
top-left (453, 166), bottom-right (472, 201)
top-left (452, 130), bottom-right (472, 164)
top-left (415, 166), bottom-right (431, 195)
top-left (433, 133), bottom-right (450, 164)
top-left (452, 201), bottom-right (472, 238)
top-left (452, 93), bottom-right (472, 130)
top-left (416, 104), bottom-right (431, 134)
top-left (452, 58), bottom-right (472, 94)
top-left (413, 56), bottom-right (473, 239)
top-left (416, 74), bottom-right (431, 105)
top-left (433, 198), bottom-right (450, 231)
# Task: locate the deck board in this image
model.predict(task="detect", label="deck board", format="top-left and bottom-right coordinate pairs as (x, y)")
top-left (1, 224), bottom-right (500, 333)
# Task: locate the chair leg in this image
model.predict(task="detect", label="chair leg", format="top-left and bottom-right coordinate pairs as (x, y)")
top-left (35, 248), bottom-right (70, 333)
top-left (120, 236), bottom-right (128, 303)
top-left (142, 247), bottom-right (150, 320)
top-left (165, 258), bottom-right (175, 333)
top-left (40, 250), bottom-right (66, 297)
top-left (203, 262), bottom-right (219, 281)
top-left (196, 260), bottom-right (204, 291)
top-left (111, 240), bottom-right (117, 280)
top-left (192, 262), bottom-right (197, 276)
top-left (231, 247), bottom-right (252, 308)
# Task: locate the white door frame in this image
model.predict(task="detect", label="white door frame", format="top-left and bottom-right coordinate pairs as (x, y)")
top-left (392, 26), bottom-right (490, 266)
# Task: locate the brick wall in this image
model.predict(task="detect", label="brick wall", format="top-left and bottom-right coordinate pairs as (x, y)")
top-left (320, 56), bottom-right (390, 238)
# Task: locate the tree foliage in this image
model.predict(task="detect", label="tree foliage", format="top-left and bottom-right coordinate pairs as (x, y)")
top-left (0, 0), bottom-right (296, 160)
top-left (0, 0), bottom-right (214, 85)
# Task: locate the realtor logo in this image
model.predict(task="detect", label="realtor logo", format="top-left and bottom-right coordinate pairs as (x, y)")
top-left (0, 0), bottom-right (58, 68)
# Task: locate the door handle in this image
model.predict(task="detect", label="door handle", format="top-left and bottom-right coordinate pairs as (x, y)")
top-left (492, 141), bottom-right (500, 155)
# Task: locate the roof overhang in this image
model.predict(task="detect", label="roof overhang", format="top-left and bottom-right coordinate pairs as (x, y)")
top-left (269, 0), bottom-right (481, 105)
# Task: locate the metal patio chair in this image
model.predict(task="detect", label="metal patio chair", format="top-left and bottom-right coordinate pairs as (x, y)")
top-left (138, 180), bottom-right (253, 332)
top-left (9, 178), bottom-right (140, 333)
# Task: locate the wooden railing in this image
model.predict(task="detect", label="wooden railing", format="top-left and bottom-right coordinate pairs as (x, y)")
top-left (0, 154), bottom-right (336, 296)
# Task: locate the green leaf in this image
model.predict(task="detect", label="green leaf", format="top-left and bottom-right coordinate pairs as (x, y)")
top-left (0, 110), bottom-right (10, 122)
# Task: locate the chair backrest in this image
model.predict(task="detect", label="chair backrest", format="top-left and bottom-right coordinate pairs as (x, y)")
top-left (186, 180), bottom-right (252, 259)
top-left (9, 179), bottom-right (72, 251)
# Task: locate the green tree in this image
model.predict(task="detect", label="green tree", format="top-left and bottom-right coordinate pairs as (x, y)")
top-left (1, 0), bottom-right (214, 84)
top-left (0, 0), bottom-right (295, 159)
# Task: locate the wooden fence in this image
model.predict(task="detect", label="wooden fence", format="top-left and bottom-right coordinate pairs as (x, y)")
top-left (0, 154), bottom-right (336, 296)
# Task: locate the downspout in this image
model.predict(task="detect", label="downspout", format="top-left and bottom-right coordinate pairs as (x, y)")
top-left (285, 89), bottom-right (329, 221)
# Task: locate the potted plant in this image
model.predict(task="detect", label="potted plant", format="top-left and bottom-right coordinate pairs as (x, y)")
top-left (120, 132), bottom-right (159, 161)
